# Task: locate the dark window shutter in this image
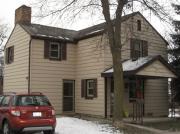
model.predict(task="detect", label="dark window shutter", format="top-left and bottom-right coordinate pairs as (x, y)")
top-left (81, 79), bottom-right (86, 98)
top-left (94, 79), bottom-right (98, 98)
top-left (11, 46), bottom-right (14, 62)
top-left (61, 43), bottom-right (67, 60)
top-left (5, 48), bottom-right (8, 64)
top-left (142, 41), bottom-right (148, 57)
top-left (44, 40), bottom-right (50, 59)
top-left (58, 43), bottom-right (62, 61)
top-left (130, 39), bottom-right (135, 59)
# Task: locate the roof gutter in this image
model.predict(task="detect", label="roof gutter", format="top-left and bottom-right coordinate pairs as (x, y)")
top-left (28, 37), bottom-right (32, 94)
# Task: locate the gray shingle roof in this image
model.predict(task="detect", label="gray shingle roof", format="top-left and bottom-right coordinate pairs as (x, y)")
top-left (19, 12), bottom-right (139, 43)
top-left (101, 55), bottom-right (177, 78)
top-left (20, 23), bottom-right (78, 42)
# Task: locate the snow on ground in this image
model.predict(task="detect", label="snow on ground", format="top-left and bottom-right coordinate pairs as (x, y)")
top-left (168, 109), bottom-right (180, 118)
top-left (55, 117), bottom-right (121, 134)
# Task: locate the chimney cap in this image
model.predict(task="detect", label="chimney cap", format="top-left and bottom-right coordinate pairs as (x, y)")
top-left (17, 5), bottom-right (30, 8)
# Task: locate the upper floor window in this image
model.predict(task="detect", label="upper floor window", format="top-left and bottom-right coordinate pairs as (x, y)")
top-left (137, 20), bottom-right (141, 31)
top-left (5, 46), bottom-right (14, 64)
top-left (130, 39), bottom-right (148, 60)
top-left (81, 79), bottom-right (97, 99)
top-left (49, 42), bottom-right (60, 59)
top-left (44, 40), bottom-right (66, 61)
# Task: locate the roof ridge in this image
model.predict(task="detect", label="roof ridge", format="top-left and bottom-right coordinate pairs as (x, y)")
top-left (78, 12), bottom-right (140, 32)
top-left (22, 23), bottom-right (78, 32)
top-left (21, 11), bottom-right (140, 32)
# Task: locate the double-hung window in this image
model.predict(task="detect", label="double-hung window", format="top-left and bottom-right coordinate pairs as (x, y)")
top-left (87, 79), bottom-right (95, 97)
top-left (134, 41), bottom-right (143, 58)
top-left (81, 79), bottom-right (97, 99)
top-left (49, 42), bottom-right (60, 59)
top-left (6, 46), bottom-right (14, 64)
top-left (44, 40), bottom-right (67, 61)
top-left (130, 39), bottom-right (148, 60)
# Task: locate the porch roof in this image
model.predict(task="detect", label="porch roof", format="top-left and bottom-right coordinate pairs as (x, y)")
top-left (101, 55), bottom-right (177, 78)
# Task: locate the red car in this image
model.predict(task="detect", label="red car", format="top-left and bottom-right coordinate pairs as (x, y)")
top-left (0, 92), bottom-right (56, 134)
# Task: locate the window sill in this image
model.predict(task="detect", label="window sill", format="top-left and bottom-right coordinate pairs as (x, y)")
top-left (85, 96), bottom-right (94, 100)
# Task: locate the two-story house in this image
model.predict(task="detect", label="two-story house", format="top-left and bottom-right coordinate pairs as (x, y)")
top-left (4, 5), bottom-right (177, 118)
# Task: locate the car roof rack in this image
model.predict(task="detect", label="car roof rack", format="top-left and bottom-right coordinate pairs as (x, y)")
top-left (3, 92), bottom-right (16, 95)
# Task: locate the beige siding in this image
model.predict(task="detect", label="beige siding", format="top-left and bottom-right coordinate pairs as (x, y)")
top-left (105, 14), bottom-right (169, 117)
top-left (104, 14), bottom-right (167, 69)
top-left (30, 39), bottom-right (76, 114)
top-left (4, 24), bottom-right (30, 92)
top-left (144, 79), bottom-right (168, 116)
top-left (137, 60), bottom-right (176, 78)
top-left (4, 13), bottom-right (169, 117)
top-left (75, 36), bottom-right (105, 116)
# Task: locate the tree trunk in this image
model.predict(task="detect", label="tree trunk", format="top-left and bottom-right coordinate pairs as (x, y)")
top-left (112, 50), bottom-right (124, 121)
top-left (101, 0), bottom-right (124, 121)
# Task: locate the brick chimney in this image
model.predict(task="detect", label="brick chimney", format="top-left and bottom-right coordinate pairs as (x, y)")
top-left (15, 5), bottom-right (31, 24)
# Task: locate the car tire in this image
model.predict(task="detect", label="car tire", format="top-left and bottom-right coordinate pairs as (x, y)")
top-left (2, 121), bottom-right (14, 134)
top-left (43, 129), bottom-right (55, 134)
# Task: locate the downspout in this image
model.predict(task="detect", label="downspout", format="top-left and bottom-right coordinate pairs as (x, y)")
top-left (28, 37), bottom-right (32, 94)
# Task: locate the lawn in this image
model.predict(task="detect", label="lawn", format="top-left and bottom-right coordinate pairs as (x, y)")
top-left (143, 118), bottom-right (180, 132)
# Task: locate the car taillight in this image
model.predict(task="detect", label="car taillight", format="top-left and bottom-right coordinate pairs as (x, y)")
top-left (11, 110), bottom-right (21, 117)
top-left (52, 109), bottom-right (55, 116)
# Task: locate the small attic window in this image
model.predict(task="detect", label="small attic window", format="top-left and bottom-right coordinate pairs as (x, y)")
top-left (137, 20), bottom-right (141, 31)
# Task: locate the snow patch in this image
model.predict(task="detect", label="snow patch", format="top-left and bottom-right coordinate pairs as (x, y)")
top-left (86, 29), bottom-right (104, 36)
top-left (104, 56), bottom-right (154, 73)
top-left (55, 117), bottom-right (121, 134)
top-left (35, 34), bottom-right (71, 40)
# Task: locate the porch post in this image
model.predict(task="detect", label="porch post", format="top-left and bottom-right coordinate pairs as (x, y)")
top-left (104, 77), bottom-right (107, 118)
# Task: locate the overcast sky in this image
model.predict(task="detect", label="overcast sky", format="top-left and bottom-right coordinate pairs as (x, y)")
top-left (0, 0), bottom-right (178, 40)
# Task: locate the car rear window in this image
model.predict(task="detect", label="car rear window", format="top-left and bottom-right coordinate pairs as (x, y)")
top-left (0, 96), bottom-right (4, 103)
top-left (16, 95), bottom-right (51, 106)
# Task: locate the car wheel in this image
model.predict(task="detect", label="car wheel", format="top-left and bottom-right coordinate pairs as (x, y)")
top-left (2, 121), bottom-right (13, 134)
top-left (44, 129), bottom-right (55, 134)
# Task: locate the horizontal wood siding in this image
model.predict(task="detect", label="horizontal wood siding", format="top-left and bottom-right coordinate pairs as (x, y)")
top-left (30, 39), bottom-right (76, 114)
top-left (137, 60), bottom-right (176, 78)
top-left (144, 79), bottom-right (168, 116)
top-left (4, 24), bottom-right (30, 92)
top-left (105, 14), bottom-right (168, 117)
top-left (104, 14), bottom-right (167, 69)
top-left (75, 36), bottom-right (105, 116)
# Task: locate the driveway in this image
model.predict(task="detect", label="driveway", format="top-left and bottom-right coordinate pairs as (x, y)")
top-left (35, 117), bottom-right (121, 134)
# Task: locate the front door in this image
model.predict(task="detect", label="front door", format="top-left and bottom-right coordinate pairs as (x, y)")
top-left (63, 80), bottom-right (74, 112)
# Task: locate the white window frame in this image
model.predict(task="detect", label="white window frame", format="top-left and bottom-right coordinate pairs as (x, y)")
top-left (49, 42), bottom-right (60, 59)
top-left (86, 79), bottom-right (95, 97)
top-left (134, 41), bottom-right (143, 58)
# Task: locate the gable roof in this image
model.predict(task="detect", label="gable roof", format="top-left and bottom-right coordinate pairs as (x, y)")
top-left (20, 23), bottom-right (78, 43)
top-left (19, 12), bottom-right (168, 45)
top-left (101, 55), bottom-right (177, 78)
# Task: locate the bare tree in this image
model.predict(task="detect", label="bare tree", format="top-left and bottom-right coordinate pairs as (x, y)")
top-left (33, 0), bottom-right (169, 121)
top-left (0, 20), bottom-right (8, 59)
top-left (0, 22), bottom-right (8, 47)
